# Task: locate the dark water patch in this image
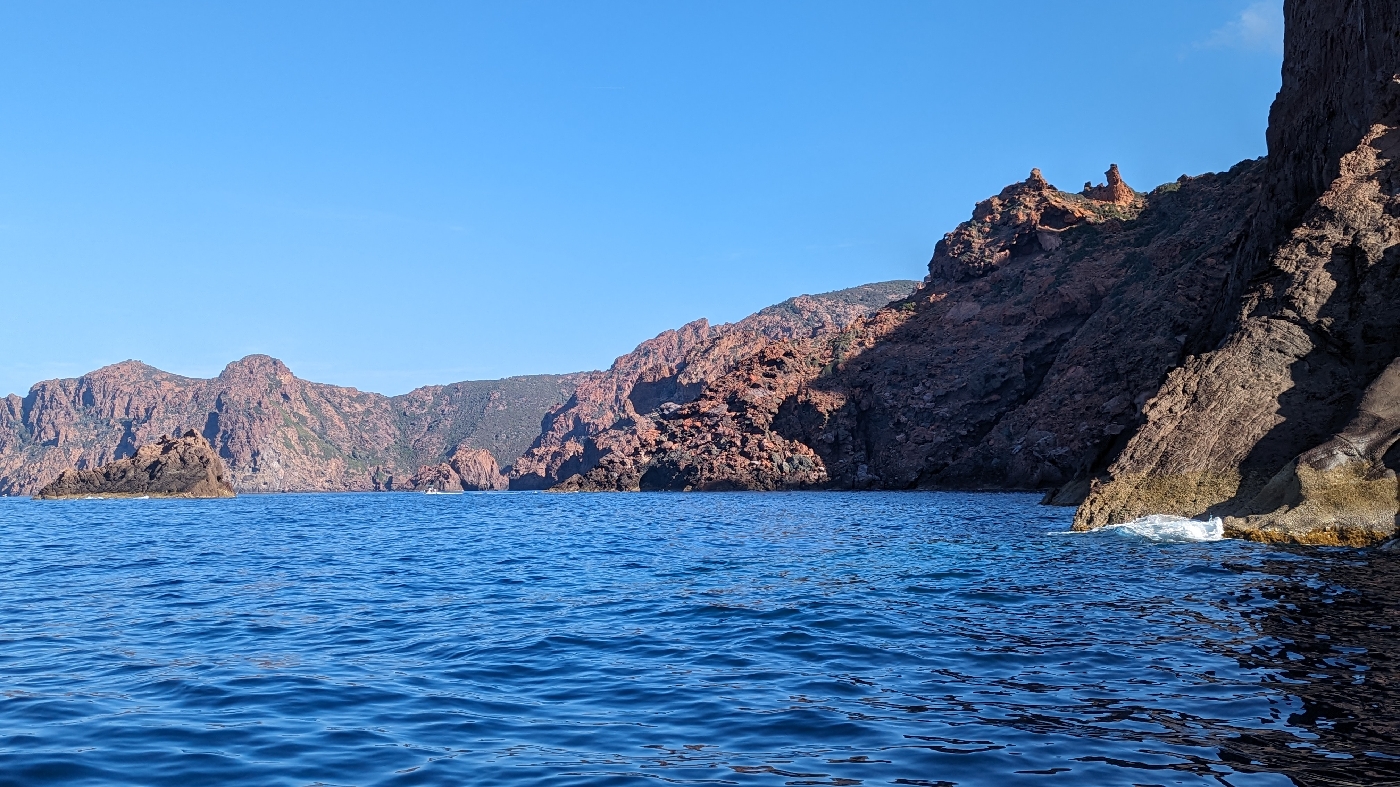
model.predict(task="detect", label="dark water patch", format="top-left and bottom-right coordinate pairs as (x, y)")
top-left (0, 493), bottom-right (1396, 785)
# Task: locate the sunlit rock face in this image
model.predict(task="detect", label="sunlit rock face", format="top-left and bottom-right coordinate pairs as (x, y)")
top-left (34, 430), bottom-right (236, 499)
top-left (0, 355), bottom-right (581, 495)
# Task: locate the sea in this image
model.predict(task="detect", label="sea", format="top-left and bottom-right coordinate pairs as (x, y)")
top-left (0, 491), bottom-right (1396, 786)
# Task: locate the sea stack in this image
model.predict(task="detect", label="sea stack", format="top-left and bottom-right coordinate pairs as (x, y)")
top-left (34, 430), bottom-right (236, 499)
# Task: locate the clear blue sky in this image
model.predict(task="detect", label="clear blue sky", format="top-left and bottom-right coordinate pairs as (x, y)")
top-left (0, 1), bottom-right (1283, 397)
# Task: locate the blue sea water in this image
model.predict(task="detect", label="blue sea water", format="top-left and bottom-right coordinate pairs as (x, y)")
top-left (0, 492), bottom-right (1397, 786)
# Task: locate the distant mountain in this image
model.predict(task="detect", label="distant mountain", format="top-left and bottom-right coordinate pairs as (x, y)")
top-left (0, 356), bottom-right (581, 495)
top-left (0, 280), bottom-right (917, 496)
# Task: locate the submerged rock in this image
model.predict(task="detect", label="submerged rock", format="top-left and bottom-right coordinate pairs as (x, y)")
top-left (34, 431), bottom-right (235, 499)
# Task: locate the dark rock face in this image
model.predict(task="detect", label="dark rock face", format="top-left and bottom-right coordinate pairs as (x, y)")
top-left (507, 281), bottom-right (917, 490)
top-left (557, 163), bottom-right (1264, 493)
top-left (1074, 0), bottom-right (1400, 545)
top-left (34, 430), bottom-right (235, 499)
top-left (0, 357), bottom-right (580, 496)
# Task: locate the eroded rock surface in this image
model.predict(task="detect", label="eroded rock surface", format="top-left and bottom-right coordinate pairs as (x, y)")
top-left (557, 163), bottom-right (1264, 493)
top-left (1075, 0), bottom-right (1400, 545)
top-left (508, 281), bottom-right (916, 490)
top-left (34, 430), bottom-right (235, 499)
top-left (410, 447), bottom-right (510, 492)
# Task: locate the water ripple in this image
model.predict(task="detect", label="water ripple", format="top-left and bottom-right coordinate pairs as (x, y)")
top-left (0, 492), bottom-right (1396, 785)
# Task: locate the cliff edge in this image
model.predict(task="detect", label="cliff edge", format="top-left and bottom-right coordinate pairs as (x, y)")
top-left (1074, 0), bottom-right (1400, 545)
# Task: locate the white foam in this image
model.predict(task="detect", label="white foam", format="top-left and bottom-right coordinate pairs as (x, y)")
top-left (1103, 514), bottom-right (1225, 543)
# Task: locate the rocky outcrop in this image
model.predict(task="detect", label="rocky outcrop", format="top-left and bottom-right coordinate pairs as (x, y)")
top-left (409, 462), bottom-right (464, 493)
top-left (508, 281), bottom-right (916, 489)
top-left (1074, 0), bottom-right (1400, 545)
top-left (34, 430), bottom-right (235, 499)
top-left (924, 167), bottom-right (1138, 285)
top-left (449, 446), bottom-right (510, 491)
top-left (557, 162), bottom-right (1263, 493)
top-left (0, 356), bottom-right (580, 496)
top-left (409, 447), bottom-right (509, 492)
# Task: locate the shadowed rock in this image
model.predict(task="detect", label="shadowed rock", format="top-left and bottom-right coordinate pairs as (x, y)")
top-left (34, 430), bottom-right (235, 499)
top-left (1074, 0), bottom-right (1400, 545)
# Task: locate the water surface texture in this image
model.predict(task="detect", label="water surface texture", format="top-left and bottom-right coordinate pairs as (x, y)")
top-left (1, 492), bottom-right (1396, 786)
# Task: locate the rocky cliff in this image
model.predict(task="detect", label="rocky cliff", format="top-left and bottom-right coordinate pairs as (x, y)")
top-left (0, 284), bottom-right (912, 497)
top-left (34, 430), bottom-right (235, 499)
top-left (407, 447), bottom-right (510, 492)
top-left (543, 0), bottom-right (1400, 547)
top-left (553, 164), bottom-right (1266, 492)
top-left (1074, 0), bottom-right (1400, 545)
top-left (0, 356), bottom-right (580, 496)
top-left (508, 281), bottom-right (917, 489)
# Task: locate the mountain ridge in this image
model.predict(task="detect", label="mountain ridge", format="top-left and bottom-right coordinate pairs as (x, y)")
top-left (0, 281), bottom-right (916, 496)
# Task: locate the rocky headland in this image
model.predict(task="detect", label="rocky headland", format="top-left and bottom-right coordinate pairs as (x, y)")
top-left (524, 0), bottom-right (1400, 545)
top-left (34, 430), bottom-right (235, 499)
top-left (507, 281), bottom-right (917, 490)
top-left (553, 162), bottom-right (1262, 493)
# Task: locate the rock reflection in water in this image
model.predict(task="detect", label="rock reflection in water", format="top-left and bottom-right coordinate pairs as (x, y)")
top-left (1219, 549), bottom-right (1400, 784)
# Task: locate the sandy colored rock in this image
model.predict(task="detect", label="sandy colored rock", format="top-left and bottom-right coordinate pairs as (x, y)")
top-left (1083, 164), bottom-right (1137, 207)
top-left (34, 430), bottom-right (235, 499)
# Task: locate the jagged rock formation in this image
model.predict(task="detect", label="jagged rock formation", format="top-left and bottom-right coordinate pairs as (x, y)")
top-left (1074, 0), bottom-right (1400, 545)
top-left (1083, 164), bottom-right (1137, 207)
top-left (34, 430), bottom-right (235, 499)
top-left (408, 447), bottom-right (509, 492)
top-left (0, 356), bottom-right (580, 496)
top-left (13, 2), bottom-right (1394, 547)
top-left (549, 1), bottom-right (1400, 546)
top-left (557, 163), bottom-right (1264, 493)
top-left (508, 281), bottom-right (917, 489)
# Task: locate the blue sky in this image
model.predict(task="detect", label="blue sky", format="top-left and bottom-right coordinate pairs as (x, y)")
top-left (0, 1), bottom-right (1283, 397)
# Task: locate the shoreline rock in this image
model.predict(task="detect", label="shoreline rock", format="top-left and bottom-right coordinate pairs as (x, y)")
top-left (408, 447), bottom-right (509, 492)
top-left (34, 431), bottom-right (236, 500)
top-left (1073, 0), bottom-right (1400, 546)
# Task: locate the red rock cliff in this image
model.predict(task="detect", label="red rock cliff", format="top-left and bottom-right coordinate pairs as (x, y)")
top-left (1075, 0), bottom-right (1400, 545)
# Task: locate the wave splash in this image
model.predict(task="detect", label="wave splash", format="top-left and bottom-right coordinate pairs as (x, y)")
top-left (1104, 514), bottom-right (1226, 543)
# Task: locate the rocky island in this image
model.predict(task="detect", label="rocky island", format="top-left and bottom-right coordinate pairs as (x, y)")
top-left (34, 431), bottom-right (236, 499)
